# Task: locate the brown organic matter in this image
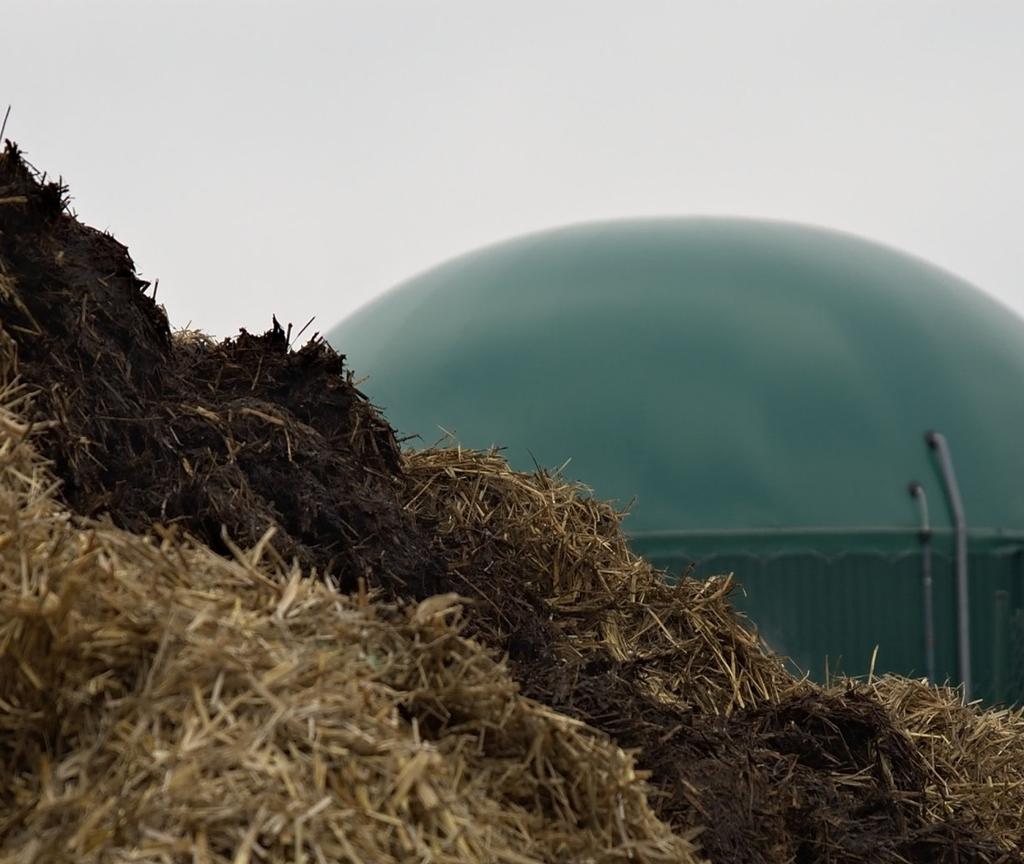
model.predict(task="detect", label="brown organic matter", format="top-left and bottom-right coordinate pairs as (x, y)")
top-left (0, 142), bottom-right (444, 598)
top-left (401, 450), bottom-right (1017, 863)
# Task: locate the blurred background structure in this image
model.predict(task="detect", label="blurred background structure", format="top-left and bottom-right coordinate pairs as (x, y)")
top-left (329, 219), bottom-right (1024, 703)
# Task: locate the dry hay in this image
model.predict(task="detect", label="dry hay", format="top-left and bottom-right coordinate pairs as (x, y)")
top-left (401, 448), bottom-right (790, 715)
top-left (0, 375), bottom-right (699, 863)
top-left (864, 676), bottom-right (1024, 854)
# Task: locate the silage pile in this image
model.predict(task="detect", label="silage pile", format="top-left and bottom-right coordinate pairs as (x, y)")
top-left (2, 141), bottom-right (1024, 862)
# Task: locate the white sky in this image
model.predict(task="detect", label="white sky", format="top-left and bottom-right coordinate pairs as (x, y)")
top-left (4, 1), bottom-right (1024, 338)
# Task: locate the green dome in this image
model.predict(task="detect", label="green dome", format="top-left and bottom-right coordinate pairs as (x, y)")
top-left (329, 219), bottom-right (1024, 699)
top-left (328, 218), bottom-right (1024, 546)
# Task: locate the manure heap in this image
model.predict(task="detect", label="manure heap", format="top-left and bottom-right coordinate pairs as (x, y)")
top-left (1, 142), bottom-right (1023, 863)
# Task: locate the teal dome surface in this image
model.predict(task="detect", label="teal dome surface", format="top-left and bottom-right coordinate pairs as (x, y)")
top-left (327, 219), bottom-right (1024, 544)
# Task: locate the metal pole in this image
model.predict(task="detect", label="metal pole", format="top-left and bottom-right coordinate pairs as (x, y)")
top-left (926, 431), bottom-right (971, 701)
top-left (994, 590), bottom-right (1010, 705)
top-left (908, 482), bottom-right (936, 684)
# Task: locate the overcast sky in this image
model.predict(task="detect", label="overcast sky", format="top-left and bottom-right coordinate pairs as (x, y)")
top-left (4, 1), bottom-right (1024, 338)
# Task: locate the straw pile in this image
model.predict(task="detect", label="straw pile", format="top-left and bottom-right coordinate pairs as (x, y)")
top-left (4, 140), bottom-right (1024, 862)
top-left (0, 373), bottom-right (699, 862)
top-left (868, 676), bottom-right (1024, 852)
top-left (400, 449), bottom-right (1024, 862)
top-left (401, 449), bottom-right (790, 715)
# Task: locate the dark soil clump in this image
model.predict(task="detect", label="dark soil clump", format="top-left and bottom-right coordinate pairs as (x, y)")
top-left (560, 671), bottom-right (1001, 863)
top-left (0, 142), bottom-right (443, 595)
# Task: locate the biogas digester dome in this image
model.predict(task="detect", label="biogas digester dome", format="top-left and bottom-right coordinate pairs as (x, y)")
top-left (328, 219), bottom-right (1024, 703)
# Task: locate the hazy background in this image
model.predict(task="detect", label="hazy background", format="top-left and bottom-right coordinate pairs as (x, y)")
top-left (4, 1), bottom-right (1023, 338)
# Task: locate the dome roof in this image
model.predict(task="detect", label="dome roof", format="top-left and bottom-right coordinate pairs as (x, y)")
top-left (327, 218), bottom-right (1024, 543)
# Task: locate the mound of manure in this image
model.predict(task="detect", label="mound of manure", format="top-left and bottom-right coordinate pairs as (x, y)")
top-left (0, 369), bottom-right (697, 863)
top-left (0, 141), bottom-right (442, 597)
top-left (3, 140), bottom-right (1024, 862)
top-left (401, 450), bottom-right (1021, 863)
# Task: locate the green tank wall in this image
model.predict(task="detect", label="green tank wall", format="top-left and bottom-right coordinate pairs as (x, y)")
top-left (642, 540), bottom-right (1024, 705)
top-left (327, 218), bottom-right (1024, 701)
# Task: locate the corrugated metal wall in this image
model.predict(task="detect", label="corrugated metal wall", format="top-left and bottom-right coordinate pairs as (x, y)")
top-left (644, 546), bottom-right (1024, 705)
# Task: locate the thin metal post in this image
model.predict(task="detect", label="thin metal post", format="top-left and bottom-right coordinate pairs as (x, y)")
top-left (994, 590), bottom-right (1010, 705)
top-left (926, 431), bottom-right (971, 701)
top-left (909, 482), bottom-right (936, 684)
